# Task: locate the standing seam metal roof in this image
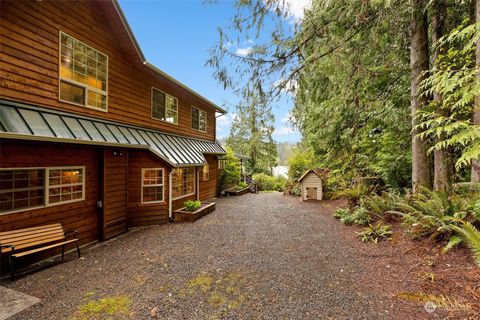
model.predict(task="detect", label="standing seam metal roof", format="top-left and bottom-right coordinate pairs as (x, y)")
top-left (0, 100), bottom-right (225, 167)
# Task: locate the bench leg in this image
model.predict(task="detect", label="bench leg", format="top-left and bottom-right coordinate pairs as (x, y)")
top-left (9, 255), bottom-right (15, 281)
top-left (76, 242), bottom-right (80, 258)
top-left (61, 245), bottom-right (65, 262)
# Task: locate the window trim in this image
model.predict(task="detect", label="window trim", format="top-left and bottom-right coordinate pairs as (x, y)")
top-left (0, 166), bottom-right (86, 215)
top-left (141, 168), bottom-right (165, 204)
top-left (191, 106), bottom-right (207, 132)
top-left (151, 87), bottom-right (179, 125)
top-left (45, 166), bottom-right (86, 206)
top-left (171, 167), bottom-right (196, 201)
top-left (58, 31), bottom-right (109, 112)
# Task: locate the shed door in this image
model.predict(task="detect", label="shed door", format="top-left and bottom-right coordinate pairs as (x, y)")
top-left (307, 187), bottom-right (317, 200)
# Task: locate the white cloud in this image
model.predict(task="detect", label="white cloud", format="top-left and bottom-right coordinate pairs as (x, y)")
top-left (216, 113), bottom-right (238, 133)
top-left (235, 47), bottom-right (253, 57)
top-left (267, 0), bottom-right (311, 22)
top-left (274, 78), bottom-right (297, 95)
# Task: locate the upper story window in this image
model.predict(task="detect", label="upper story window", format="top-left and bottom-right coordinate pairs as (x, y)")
top-left (191, 107), bottom-right (207, 132)
top-left (152, 88), bottom-right (178, 124)
top-left (59, 32), bottom-right (108, 111)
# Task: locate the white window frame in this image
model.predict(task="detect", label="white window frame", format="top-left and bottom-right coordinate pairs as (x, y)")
top-left (0, 166), bottom-right (85, 215)
top-left (58, 31), bottom-right (109, 112)
top-left (191, 106), bottom-right (207, 132)
top-left (172, 167), bottom-right (196, 200)
top-left (202, 164), bottom-right (209, 181)
top-left (151, 87), bottom-right (179, 125)
top-left (141, 168), bottom-right (165, 204)
top-left (46, 166), bottom-right (86, 206)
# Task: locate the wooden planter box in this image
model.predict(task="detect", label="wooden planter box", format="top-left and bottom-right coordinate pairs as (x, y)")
top-left (225, 187), bottom-right (250, 196)
top-left (173, 202), bottom-right (216, 223)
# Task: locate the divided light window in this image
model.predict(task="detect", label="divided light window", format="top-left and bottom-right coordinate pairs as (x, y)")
top-left (141, 169), bottom-right (164, 204)
top-left (59, 32), bottom-right (108, 111)
top-left (191, 107), bottom-right (207, 132)
top-left (0, 167), bottom-right (85, 214)
top-left (152, 88), bottom-right (178, 124)
top-left (0, 169), bottom-right (44, 213)
top-left (202, 165), bottom-right (209, 181)
top-left (172, 168), bottom-right (195, 199)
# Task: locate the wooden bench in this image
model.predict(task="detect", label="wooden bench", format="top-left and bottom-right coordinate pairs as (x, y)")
top-left (0, 223), bottom-right (80, 279)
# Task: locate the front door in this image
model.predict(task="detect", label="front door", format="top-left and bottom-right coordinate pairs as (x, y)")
top-left (307, 187), bottom-right (317, 200)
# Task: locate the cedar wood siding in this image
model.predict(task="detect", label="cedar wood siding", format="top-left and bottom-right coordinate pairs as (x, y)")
top-left (199, 155), bottom-right (218, 201)
top-left (102, 148), bottom-right (128, 239)
top-left (128, 150), bottom-right (169, 227)
top-left (0, 0), bottom-right (217, 141)
top-left (0, 140), bottom-right (100, 246)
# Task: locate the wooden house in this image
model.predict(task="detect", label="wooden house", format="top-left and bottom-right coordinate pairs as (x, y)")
top-left (298, 169), bottom-right (324, 201)
top-left (0, 0), bottom-right (226, 250)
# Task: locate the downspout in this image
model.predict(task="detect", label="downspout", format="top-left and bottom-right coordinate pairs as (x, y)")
top-left (168, 170), bottom-right (173, 221)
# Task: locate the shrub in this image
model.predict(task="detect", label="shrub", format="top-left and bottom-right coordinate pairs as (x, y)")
top-left (253, 173), bottom-right (286, 191)
top-left (217, 147), bottom-right (241, 194)
top-left (328, 183), bottom-right (372, 204)
top-left (333, 207), bottom-right (371, 226)
top-left (237, 181), bottom-right (248, 189)
top-left (351, 205), bottom-right (372, 226)
top-left (184, 200), bottom-right (201, 212)
top-left (357, 222), bottom-right (393, 243)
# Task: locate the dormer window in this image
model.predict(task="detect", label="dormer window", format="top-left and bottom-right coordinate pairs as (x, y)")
top-left (152, 88), bottom-right (178, 124)
top-left (59, 32), bottom-right (108, 111)
top-left (191, 106), bottom-right (206, 132)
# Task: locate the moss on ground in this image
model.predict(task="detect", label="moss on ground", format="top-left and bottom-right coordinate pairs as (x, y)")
top-left (71, 295), bottom-right (132, 320)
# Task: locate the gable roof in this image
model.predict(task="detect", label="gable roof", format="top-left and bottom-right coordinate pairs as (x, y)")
top-left (298, 169), bottom-right (326, 182)
top-left (0, 100), bottom-right (225, 167)
top-left (106, 0), bottom-right (226, 114)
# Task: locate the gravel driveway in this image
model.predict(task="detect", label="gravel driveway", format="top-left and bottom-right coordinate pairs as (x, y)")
top-left (4, 193), bottom-right (424, 319)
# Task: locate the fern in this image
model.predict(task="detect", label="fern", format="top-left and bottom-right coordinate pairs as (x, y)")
top-left (451, 222), bottom-right (480, 266)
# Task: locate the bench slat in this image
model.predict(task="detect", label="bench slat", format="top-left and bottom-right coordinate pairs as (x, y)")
top-left (0, 228), bottom-right (64, 244)
top-left (12, 239), bottom-right (78, 258)
top-left (0, 224), bottom-right (62, 237)
top-left (2, 235), bottom-right (66, 250)
top-left (0, 225), bottom-right (63, 240)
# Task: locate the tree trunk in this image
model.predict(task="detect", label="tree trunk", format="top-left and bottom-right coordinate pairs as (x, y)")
top-left (472, 0), bottom-right (480, 182)
top-left (432, 0), bottom-right (452, 192)
top-left (410, 0), bottom-right (433, 191)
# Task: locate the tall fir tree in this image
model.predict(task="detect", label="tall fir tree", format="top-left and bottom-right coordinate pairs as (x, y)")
top-left (226, 89), bottom-right (278, 175)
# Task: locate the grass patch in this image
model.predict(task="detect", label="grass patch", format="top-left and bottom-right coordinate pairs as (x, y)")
top-left (73, 296), bottom-right (132, 320)
top-left (187, 274), bottom-right (214, 293)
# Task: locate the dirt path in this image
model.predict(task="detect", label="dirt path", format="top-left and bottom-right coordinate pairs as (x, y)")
top-left (2, 193), bottom-right (470, 319)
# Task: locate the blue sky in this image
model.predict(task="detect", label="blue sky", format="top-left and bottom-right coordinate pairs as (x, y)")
top-left (118, 0), bottom-right (301, 143)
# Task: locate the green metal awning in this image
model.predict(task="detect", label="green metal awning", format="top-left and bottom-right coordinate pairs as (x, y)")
top-left (0, 100), bottom-right (225, 167)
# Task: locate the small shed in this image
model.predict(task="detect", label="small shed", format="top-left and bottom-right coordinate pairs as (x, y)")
top-left (298, 169), bottom-right (324, 201)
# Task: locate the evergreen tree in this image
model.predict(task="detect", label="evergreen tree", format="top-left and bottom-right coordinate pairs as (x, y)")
top-left (226, 89), bottom-right (278, 174)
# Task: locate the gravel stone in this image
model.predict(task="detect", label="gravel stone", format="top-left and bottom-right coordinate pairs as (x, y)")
top-left (3, 193), bottom-right (427, 319)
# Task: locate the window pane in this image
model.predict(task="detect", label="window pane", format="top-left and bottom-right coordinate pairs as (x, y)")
top-left (47, 167), bottom-right (84, 205)
top-left (60, 81), bottom-right (85, 105)
top-left (152, 90), bottom-right (166, 120)
top-left (60, 32), bottom-right (107, 110)
top-left (172, 168), bottom-right (194, 198)
top-left (0, 169), bottom-right (45, 213)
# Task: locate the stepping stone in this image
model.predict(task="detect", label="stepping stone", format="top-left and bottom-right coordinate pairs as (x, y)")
top-left (0, 286), bottom-right (40, 320)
